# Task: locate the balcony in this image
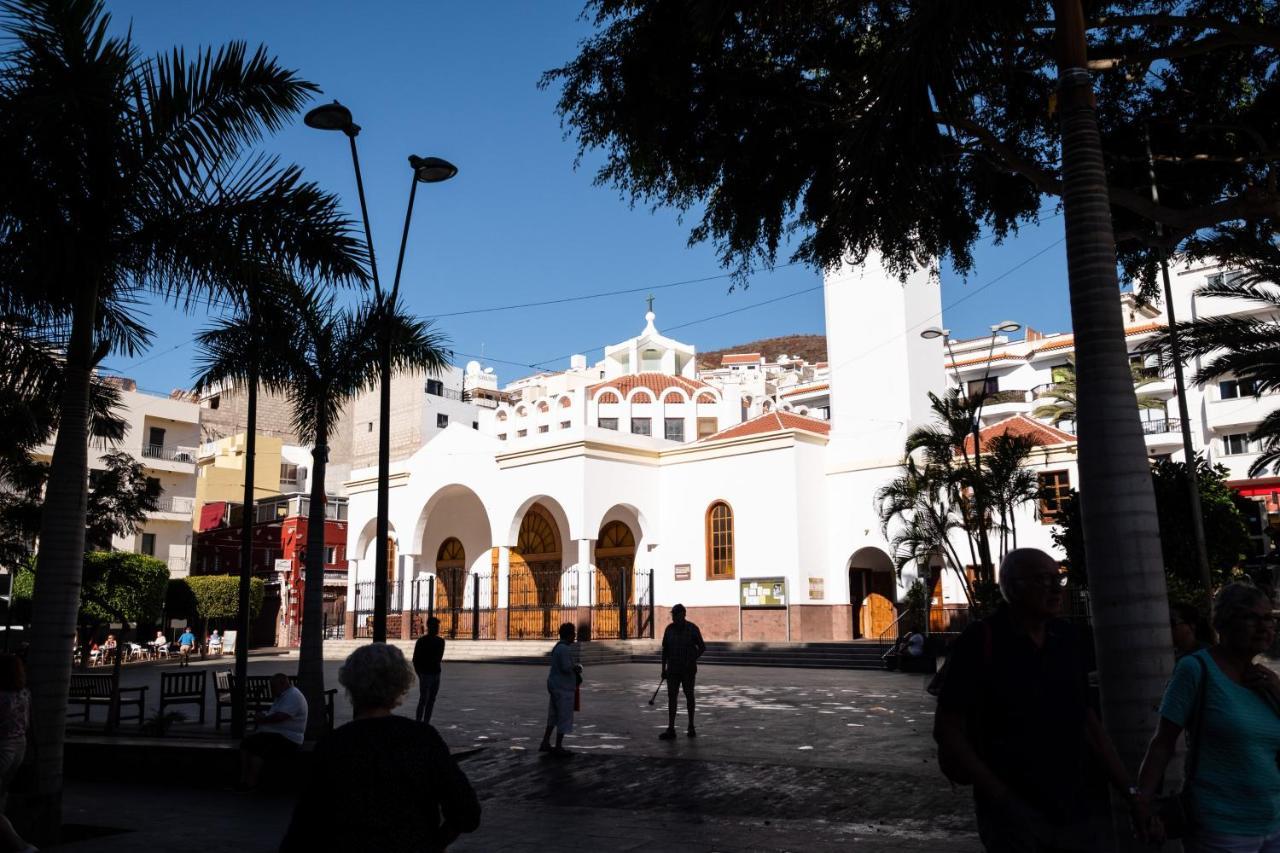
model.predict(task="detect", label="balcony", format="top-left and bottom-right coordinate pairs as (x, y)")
top-left (1142, 417), bottom-right (1184, 450)
top-left (141, 443), bottom-right (197, 470)
top-left (977, 389), bottom-right (1032, 421)
top-left (1208, 393), bottom-right (1277, 432)
top-left (148, 495), bottom-right (195, 520)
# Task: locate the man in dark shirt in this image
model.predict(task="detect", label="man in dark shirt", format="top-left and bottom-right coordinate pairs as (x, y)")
top-left (659, 603), bottom-right (706, 740)
top-left (413, 617), bottom-right (446, 724)
top-left (935, 548), bottom-right (1136, 852)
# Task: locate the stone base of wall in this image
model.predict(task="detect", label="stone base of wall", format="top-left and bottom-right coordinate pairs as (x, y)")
top-left (343, 610), bottom-right (356, 640)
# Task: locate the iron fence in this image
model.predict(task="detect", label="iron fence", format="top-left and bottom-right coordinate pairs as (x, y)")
top-left (508, 564), bottom-right (578, 640)
top-left (409, 571), bottom-right (496, 640)
top-left (352, 581), bottom-right (401, 639)
top-left (588, 567), bottom-right (654, 640)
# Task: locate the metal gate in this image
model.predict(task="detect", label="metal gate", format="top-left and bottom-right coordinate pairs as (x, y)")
top-left (409, 571), bottom-right (495, 640)
top-left (590, 566), bottom-right (654, 640)
top-left (352, 581), bottom-right (401, 639)
top-left (508, 564), bottom-right (578, 639)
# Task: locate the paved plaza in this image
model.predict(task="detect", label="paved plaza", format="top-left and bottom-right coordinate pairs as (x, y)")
top-left (55, 658), bottom-right (981, 851)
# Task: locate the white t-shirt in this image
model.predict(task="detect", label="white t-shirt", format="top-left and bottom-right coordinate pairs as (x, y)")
top-left (260, 686), bottom-right (308, 744)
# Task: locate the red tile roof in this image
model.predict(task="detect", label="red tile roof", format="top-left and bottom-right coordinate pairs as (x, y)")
top-left (720, 353), bottom-right (762, 365)
top-left (781, 382), bottom-right (830, 397)
top-left (705, 411), bottom-right (831, 442)
top-left (589, 373), bottom-right (712, 400)
top-left (945, 352), bottom-right (1022, 369)
top-left (1032, 322), bottom-right (1162, 354)
top-left (961, 414), bottom-right (1076, 455)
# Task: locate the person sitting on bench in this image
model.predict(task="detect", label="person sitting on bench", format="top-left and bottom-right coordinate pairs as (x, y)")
top-left (237, 673), bottom-right (307, 791)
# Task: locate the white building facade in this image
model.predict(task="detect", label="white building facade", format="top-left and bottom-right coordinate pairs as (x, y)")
top-left (344, 257), bottom-right (1280, 643)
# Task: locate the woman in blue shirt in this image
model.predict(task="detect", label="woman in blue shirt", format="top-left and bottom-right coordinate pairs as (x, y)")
top-left (1136, 583), bottom-right (1280, 852)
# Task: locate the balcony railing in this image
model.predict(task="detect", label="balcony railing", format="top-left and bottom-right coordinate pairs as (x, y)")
top-left (1142, 417), bottom-right (1181, 436)
top-left (152, 495), bottom-right (195, 514)
top-left (142, 443), bottom-right (197, 463)
top-left (980, 389), bottom-right (1030, 405)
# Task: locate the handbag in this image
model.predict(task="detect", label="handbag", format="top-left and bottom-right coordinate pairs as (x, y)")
top-left (1155, 654), bottom-right (1209, 840)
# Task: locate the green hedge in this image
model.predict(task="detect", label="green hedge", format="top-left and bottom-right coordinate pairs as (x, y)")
top-left (15, 551), bottom-right (168, 625)
top-left (166, 575), bottom-right (264, 621)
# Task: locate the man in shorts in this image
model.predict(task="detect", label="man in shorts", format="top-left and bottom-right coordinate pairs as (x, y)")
top-left (238, 673), bottom-right (308, 790)
top-left (659, 604), bottom-right (706, 740)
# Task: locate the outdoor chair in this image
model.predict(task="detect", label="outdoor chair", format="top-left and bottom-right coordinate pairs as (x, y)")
top-left (158, 670), bottom-right (207, 725)
top-left (67, 673), bottom-right (147, 728)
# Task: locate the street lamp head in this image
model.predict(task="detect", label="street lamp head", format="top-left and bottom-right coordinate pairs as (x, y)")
top-left (409, 155), bottom-right (458, 184)
top-left (304, 100), bottom-right (358, 135)
top-left (920, 326), bottom-right (950, 340)
top-left (991, 320), bottom-right (1022, 334)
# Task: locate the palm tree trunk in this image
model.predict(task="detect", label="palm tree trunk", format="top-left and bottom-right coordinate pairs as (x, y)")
top-left (297, 418), bottom-right (329, 740)
top-left (26, 286), bottom-right (97, 841)
top-left (232, 367), bottom-right (257, 738)
top-left (1055, 0), bottom-right (1173, 835)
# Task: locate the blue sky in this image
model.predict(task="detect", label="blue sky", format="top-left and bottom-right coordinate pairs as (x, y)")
top-left (98, 0), bottom-right (1074, 393)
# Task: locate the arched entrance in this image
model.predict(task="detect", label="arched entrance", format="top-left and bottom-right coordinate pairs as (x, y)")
top-left (848, 547), bottom-right (898, 639)
top-left (592, 521), bottom-right (635, 639)
top-left (434, 538), bottom-right (466, 638)
top-left (506, 503), bottom-right (567, 639)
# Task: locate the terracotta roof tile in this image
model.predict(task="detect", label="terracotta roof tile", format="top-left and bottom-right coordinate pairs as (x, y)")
top-left (781, 382), bottom-right (830, 397)
top-left (704, 411), bottom-right (831, 442)
top-left (588, 373), bottom-right (711, 400)
top-left (944, 353), bottom-right (1022, 369)
top-left (961, 414), bottom-right (1076, 455)
top-left (720, 353), bottom-right (762, 365)
top-left (1032, 322), bottom-right (1162, 355)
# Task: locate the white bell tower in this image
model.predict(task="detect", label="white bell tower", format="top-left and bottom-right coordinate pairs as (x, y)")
top-left (822, 254), bottom-right (946, 472)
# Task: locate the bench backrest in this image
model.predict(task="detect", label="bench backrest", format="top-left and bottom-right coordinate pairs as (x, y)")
top-left (160, 671), bottom-right (206, 697)
top-left (240, 676), bottom-right (276, 703)
top-left (214, 671), bottom-right (232, 694)
top-left (69, 674), bottom-right (114, 698)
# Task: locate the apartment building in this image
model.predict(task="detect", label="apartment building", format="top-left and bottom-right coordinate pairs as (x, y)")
top-left (33, 378), bottom-right (201, 576)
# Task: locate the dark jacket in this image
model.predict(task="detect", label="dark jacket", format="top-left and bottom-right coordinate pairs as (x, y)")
top-left (413, 634), bottom-right (446, 675)
top-left (280, 716), bottom-right (480, 852)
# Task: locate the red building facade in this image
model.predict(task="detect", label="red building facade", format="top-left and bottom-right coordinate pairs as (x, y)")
top-left (193, 493), bottom-right (349, 647)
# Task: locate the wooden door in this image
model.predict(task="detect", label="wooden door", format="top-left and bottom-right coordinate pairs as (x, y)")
top-left (859, 593), bottom-right (896, 639)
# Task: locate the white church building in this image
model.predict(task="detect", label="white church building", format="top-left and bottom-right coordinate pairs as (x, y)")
top-left (342, 256), bottom-right (1280, 643)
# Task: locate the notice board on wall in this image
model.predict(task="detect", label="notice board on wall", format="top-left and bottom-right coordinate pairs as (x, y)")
top-left (740, 577), bottom-right (787, 609)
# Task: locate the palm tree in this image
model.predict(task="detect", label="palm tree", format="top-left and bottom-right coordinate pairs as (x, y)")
top-left (1142, 240), bottom-right (1280, 477)
top-left (980, 433), bottom-right (1040, 558)
top-left (876, 457), bottom-right (976, 607)
top-left (1032, 359), bottom-right (1167, 429)
top-left (263, 287), bottom-right (449, 737)
top-left (192, 275), bottom-right (299, 736)
top-left (0, 1), bottom-right (365, 829)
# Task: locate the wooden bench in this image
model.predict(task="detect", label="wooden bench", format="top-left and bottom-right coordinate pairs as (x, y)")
top-left (158, 670), bottom-right (207, 725)
top-left (68, 673), bottom-right (147, 728)
top-left (215, 673), bottom-right (337, 732)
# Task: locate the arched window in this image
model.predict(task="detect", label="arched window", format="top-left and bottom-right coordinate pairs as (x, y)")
top-left (705, 501), bottom-right (734, 579)
top-left (696, 392), bottom-right (716, 404)
top-left (597, 391), bottom-right (620, 404)
top-left (631, 391), bottom-right (653, 404)
top-left (663, 391), bottom-right (684, 404)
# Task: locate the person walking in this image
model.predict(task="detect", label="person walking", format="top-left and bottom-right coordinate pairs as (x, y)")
top-left (281, 643), bottom-right (480, 852)
top-left (1134, 582), bottom-right (1280, 851)
top-left (0, 655), bottom-right (35, 853)
top-left (659, 603), bottom-right (706, 740)
top-left (413, 617), bottom-right (446, 724)
top-left (539, 622), bottom-right (581, 757)
top-left (934, 548), bottom-right (1139, 852)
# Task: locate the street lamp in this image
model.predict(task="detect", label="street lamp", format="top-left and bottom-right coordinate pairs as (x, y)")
top-left (307, 100), bottom-right (457, 642)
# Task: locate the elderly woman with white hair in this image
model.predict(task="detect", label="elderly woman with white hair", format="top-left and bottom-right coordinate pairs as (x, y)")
top-left (1135, 582), bottom-right (1280, 852)
top-left (280, 643), bottom-right (481, 852)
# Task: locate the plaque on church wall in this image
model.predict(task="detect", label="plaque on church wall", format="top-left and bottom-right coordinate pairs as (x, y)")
top-left (740, 577), bottom-right (787, 609)
top-left (674, 563), bottom-right (691, 581)
top-left (808, 577), bottom-right (824, 600)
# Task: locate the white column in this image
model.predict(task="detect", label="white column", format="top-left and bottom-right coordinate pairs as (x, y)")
top-left (399, 554), bottom-right (418, 611)
top-left (496, 546), bottom-right (511, 608)
top-left (577, 538), bottom-right (593, 607)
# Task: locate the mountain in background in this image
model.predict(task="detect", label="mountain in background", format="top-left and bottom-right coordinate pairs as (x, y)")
top-left (696, 334), bottom-right (826, 370)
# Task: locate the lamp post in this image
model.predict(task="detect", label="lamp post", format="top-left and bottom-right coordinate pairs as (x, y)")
top-left (921, 321), bottom-right (1022, 586)
top-left (305, 101), bottom-right (457, 642)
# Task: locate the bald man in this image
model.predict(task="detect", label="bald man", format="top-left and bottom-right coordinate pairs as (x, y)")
top-left (933, 549), bottom-right (1137, 852)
